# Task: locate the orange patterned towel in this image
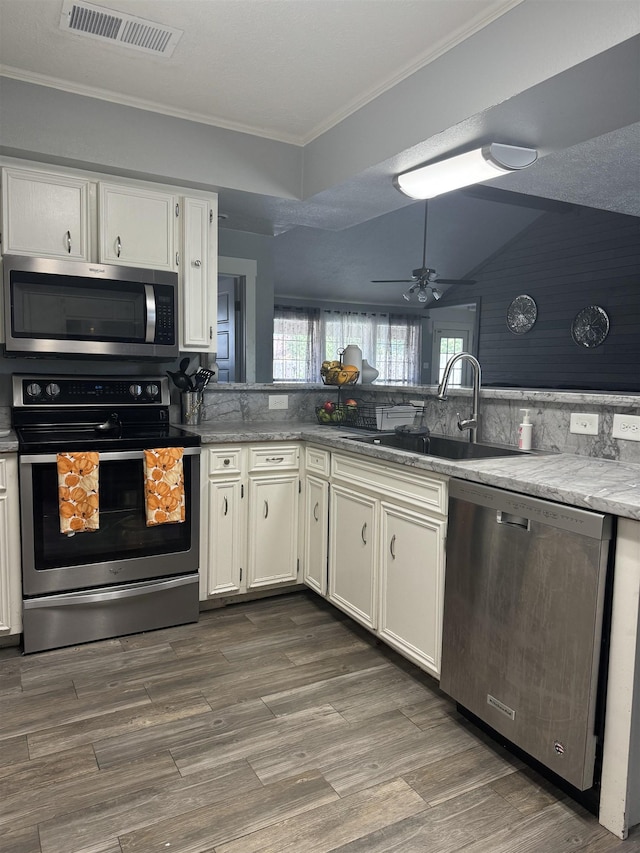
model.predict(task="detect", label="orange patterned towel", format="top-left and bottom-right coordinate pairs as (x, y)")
top-left (57, 452), bottom-right (100, 534)
top-left (143, 448), bottom-right (185, 526)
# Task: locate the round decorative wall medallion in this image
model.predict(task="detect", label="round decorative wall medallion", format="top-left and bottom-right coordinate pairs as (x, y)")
top-left (506, 294), bottom-right (538, 335)
top-left (571, 305), bottom-right (610, 348)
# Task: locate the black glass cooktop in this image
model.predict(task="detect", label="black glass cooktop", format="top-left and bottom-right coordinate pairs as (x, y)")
top-left (16, 422), bottom-right (200, 454)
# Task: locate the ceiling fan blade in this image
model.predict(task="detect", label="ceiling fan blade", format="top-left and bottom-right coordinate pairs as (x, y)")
top-left (371, 279), bottom-right (415, 283)
top-left (434, 278), bottom-right (477, 286)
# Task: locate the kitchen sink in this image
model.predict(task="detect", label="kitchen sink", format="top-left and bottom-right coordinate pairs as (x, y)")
top-left (345, 432), bottom-right (530, 460)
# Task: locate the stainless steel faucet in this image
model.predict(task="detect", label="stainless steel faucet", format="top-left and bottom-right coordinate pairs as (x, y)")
top-left (436, 352), bottom-right (482, 443)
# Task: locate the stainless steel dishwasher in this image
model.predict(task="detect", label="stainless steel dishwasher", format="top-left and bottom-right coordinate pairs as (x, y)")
top-left (440, 479), bottom-right (612, 792)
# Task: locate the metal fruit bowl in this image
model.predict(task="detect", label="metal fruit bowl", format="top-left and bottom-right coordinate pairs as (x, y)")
top-left (320, 370), bottom-right (359, 386)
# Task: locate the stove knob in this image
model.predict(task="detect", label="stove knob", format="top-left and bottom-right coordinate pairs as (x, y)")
top-left (26, 382), bottom-right (42, 399)
top-left (45, 383), bottom-right (61, 400)
top-left (145, 383), bottom-right (160, 400)
top-left (129, 384), bottom-right (143, 399)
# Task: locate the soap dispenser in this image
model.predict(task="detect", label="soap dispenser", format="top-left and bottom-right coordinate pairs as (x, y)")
top-left (518, 409), bottom-right (533, 450)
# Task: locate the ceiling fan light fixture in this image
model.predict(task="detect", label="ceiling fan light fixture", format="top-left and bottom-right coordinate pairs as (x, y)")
top-left (431, 287), bottom-right (441, 301)
top-left (394, 143), bottom-right (538, 200)
top-left (402, 290), bottom-right (412, 302)
top-left (417, 288), bottom-right (429, 303)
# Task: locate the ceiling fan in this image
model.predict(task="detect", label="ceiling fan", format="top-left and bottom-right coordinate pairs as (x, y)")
top-left (371, 200), bottom-right (476, 304)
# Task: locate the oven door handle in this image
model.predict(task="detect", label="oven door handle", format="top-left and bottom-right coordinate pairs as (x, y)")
top-left (23, 575), bottom-right (197, 608)
top-left (19, 447), bottom-right (201, 464)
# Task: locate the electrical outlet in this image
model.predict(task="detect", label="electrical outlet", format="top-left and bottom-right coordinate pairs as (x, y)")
top-left (570, 412), bottom-right (599, 435)
top-left (269, 394), bottom-right (288, 410)
top-left (612, 413), bottom-right (640, 441)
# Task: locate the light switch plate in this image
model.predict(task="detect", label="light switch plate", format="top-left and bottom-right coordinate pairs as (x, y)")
top-left (612, 413), bottom-right (640, 441)
top-left (570, 413), bottom-right (599, 435)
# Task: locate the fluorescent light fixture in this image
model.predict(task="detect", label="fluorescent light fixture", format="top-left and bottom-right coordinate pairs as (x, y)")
top-left (394, 144), bottom-right (538, 199)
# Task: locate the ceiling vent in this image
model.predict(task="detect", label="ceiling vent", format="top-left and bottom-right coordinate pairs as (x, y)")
top-left (59, 0), bottom-right (183, 57)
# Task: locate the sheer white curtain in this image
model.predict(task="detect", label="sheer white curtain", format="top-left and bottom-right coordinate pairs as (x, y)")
top-left (322, 311), bottom-right (421, 385)
top-left (273, 306), bottom-right (321, 382)
top-left (273, 306), bottom-right (421, 384)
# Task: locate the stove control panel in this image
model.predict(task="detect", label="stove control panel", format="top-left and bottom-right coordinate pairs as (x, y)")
top-left (13, 376), bottom-right (170, 407)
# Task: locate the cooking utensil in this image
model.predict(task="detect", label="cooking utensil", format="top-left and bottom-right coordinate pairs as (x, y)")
top-left (193, 367), bottom-right (216, 392)
top-left (167, 370), bottom-right (193, 391)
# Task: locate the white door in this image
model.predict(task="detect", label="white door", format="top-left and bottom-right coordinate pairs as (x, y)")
top-left (328, 485), bottom-right (377, 630)
top-left (431, 325), bottom-right (470, 386)
top-left (181, 196), bottom-right (216, 351)
top-left (247, 473), bottom-right (299, 588)
top-left (99, 183), bottom-right (176, 269)
top-left (303, 474), bottom-right (329, 596)
top-left (205, 478), bottom-right (244, 596)
top-left (379, 502), bottom-right (446, 677)
top-left (2, 168), bottom-right (91, 260)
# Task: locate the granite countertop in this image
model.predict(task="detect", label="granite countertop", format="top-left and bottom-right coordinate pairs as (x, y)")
top-left (0, 429), bottom-right (18, 452)
top-left (191, 420), bottom-right (640, 521)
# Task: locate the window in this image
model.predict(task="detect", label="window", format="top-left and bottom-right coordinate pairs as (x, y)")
top-left (273, 306), bottom-right (421, 384)
top-left (273, 306), bottom-right (320, 381)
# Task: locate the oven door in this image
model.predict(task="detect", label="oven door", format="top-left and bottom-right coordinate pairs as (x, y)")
top-left (19, 447), bottom-right (200, 596)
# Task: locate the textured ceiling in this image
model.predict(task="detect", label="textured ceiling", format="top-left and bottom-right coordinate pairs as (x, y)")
top-left (0, 0), bottom-right (637, 306)
top-left (0, 0), bottom-right (520, 144)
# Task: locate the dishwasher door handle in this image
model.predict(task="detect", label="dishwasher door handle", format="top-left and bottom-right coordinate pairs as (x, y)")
top-left (496, 510), bottom-right (530, 531)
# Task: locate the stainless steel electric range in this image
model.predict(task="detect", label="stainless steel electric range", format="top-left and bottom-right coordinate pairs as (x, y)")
top-left (12, 374), bottom-right (201, 653)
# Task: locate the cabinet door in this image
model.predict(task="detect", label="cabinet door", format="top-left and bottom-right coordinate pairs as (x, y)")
top-left (180, 196), bottom-right (217, 351)
top-left (0, 456), bottom-right (22, 636)
top-left (99, 183), bottom-right (176, 269)
top-left (2, 168), bottom-right (91, 260)
top-left (205, 478), bottom-right (244, 596)
top-left (247, 473), bottom-right (299, 588)
top-left (379, 502), bottom-right (446, 677)
top-left (328, 484), bottom-right (377, 630)
top-left (303, 474), bottom-right (328, 596)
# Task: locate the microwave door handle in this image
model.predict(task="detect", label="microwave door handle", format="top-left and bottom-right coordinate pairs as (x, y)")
top-left (144, 284), bottom-right (156, 343)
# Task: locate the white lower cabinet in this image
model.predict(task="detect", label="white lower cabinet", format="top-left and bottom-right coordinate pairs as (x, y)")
top-left (303, 473), bottom-right (329, 596)
top-left (379, 502), bottom-right (446, 674)
top-left (0, 455), bottom-right (22, 637)
top-left (201, 443), bottom-right (300, 600)
top-left (328, 485), bottom-right (378, 631)
top-left (301, 445), bottom-right (331, 596)
top-left (247, 472), bottom-right (299, 588)
top-left (317, 450), bottom-right (448, 678)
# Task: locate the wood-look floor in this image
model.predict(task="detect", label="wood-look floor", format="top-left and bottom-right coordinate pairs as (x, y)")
top-left (1, 591), bottom-right (639, 853)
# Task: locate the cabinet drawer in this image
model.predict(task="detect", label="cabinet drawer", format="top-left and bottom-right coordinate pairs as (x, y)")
top-left (332, 453), bottom-right (447, 514)
top-left (305, 445), bottom-right (330, 477)
top-left (207, 447), bottom-right (243, 476)
top-left (249, 444), bottom-right (299, 472)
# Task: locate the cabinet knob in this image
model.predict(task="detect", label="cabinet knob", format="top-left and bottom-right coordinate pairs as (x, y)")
top-left (193, 259), bottom-right (202, 267)
top-left (223, 458), bottom-right (230, 466)
top-left (390, 534), bottom-right (396, 560)
top-left (361, 523), bottom-right (367, 545)
top-left (264, 500), bottom-right (269, 519)
top-left (66, 230), bottom-right (72, 253)
top-left (313, 501), bottom-right (319, 522)
top-left (116, 235), bottom-right (122, 258)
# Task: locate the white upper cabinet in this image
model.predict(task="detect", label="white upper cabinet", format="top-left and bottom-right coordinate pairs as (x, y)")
top-left (180, 195), bottom-right (218, 351)
top-left (98, 183), bottom-right (176, 270)
top-left (1, 168), bottom-right (92, 260)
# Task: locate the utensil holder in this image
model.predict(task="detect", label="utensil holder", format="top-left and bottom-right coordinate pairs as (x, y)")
top-left (181, 391), bottom-right (203, 425)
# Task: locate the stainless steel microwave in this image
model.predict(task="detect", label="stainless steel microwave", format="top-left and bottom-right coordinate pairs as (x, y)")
top-left (3, 255), bottom-right (179, 359)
